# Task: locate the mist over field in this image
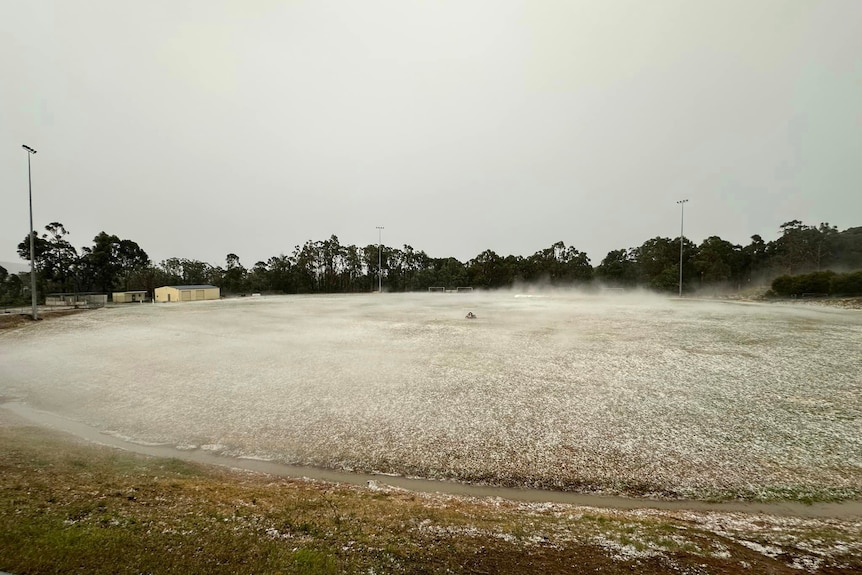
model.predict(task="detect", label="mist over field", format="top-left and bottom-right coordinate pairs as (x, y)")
top-left (2, 292), bottom-right (860, 501)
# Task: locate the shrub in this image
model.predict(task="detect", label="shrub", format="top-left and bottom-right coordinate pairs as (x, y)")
top-left (771, 275), bottom-right (798, 296)
top-left (831, 270), bottom-right (862, 296)
top-left (773, 270), bottom-right (862, 297)
top-left (794, 270), bottom-right (835, 295)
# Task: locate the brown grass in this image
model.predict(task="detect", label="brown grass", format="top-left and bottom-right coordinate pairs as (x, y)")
top-left (0, 308), bottom-right (90, 330)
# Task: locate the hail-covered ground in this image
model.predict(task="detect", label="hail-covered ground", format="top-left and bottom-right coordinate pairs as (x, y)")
top-left (2, 291), bottom-right (860, 502)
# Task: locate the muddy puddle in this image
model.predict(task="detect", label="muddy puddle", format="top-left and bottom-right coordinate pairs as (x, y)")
top-left (4, 400), bottom-right (860, 519)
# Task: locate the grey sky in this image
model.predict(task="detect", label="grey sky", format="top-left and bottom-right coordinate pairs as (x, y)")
top-left (3, 0), bottom-right (860, 269)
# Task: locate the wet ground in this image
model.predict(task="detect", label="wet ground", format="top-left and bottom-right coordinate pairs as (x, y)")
top-left (1, 291), bottom-right (860, 502)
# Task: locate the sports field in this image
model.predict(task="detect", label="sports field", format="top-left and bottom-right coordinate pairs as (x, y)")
top-left (2, 292), bottom-right (860, 502)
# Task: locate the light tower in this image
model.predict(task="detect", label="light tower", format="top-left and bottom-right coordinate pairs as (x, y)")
top-left (677, 199), bottom-right (688, 297)
top-left (23, 144), bottom-right (38, 319)
top-left (376, 226), bottom-right (384, 293)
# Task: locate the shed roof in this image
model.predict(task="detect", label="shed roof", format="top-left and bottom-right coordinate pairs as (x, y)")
top-left (161, 285), bottom-right (218, 290)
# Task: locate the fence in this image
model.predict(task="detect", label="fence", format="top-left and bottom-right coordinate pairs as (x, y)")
top-left (44, 293), bottom-right (107, 308)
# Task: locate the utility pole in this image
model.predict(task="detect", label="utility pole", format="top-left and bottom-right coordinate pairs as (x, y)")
top-left (23, 145), bottom-right (38, 319)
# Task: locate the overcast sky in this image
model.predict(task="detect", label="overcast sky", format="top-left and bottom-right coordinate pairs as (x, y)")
top-left (2, 0), bottom-right (860, 270)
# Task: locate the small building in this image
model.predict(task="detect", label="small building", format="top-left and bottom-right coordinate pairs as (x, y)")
top-left (112, 290), bottom-right (148, 303)
top-left (45, 293), bottom-right (108, 307)
top-left (154, 285), bottom-right (220, 303)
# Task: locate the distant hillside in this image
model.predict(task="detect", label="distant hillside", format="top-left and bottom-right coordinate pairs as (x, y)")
top-left (0, 261), bottom-right (28, 274)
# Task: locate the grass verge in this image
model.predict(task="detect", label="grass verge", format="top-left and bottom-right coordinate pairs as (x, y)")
top-left (1, 421), bottom-right (860, 574)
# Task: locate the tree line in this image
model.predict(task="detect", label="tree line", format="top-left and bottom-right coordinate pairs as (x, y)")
top-left (2, 219), bottom-right (861, 305)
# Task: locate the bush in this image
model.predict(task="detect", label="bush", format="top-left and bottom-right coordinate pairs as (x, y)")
top-left (771, 275), bottom-right (798, 296)
top-left (773, 270), bottom-right (862, 297)
top-left (830, 270), bottom-right (862, 296)
top-left (795, 270), bottom-right (835, 295)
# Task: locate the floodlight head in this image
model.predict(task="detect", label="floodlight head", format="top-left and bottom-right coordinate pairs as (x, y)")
top-left (22, 144), bottom-right (37, 154)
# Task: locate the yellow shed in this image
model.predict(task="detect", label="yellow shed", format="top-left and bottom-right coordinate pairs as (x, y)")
top-left (154, 285), bottom-right (220, 303)
top-left (113, 290), bottom-right (148, 303)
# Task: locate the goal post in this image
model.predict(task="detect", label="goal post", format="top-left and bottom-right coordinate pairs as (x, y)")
top-left (427, 286), bottom-right (472, 293)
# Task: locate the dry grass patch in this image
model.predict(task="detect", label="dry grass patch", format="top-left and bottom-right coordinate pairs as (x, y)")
top-left (0, 308), bottom-right (90, 330)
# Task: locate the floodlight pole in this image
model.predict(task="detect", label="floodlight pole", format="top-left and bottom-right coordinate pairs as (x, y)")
top-left (677, 199), bottom-right (688, 297)
top-left (23, 145), bottom-right (38, 319)
top-left (376, 226), bottom-right (384, 293)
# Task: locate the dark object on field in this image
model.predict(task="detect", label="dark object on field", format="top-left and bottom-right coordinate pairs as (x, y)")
top-left (465, 311), bottom-right (476, 319)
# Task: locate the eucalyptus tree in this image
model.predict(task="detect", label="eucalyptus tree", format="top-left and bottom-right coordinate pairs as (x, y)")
top-left (692, 236), bottom-right (742, 285)
top-left (267, 254), bottom-right (294, 293)
top-left (222, 253), bottom-right (247, 294)
top-left (247, 261), bottom-right (270, 293)
top-left (523, 241), bottom-right (592, 284)
top-left (361, 243), bottom-right (382, 291)
top-left (742, 235), bottom-right (768, 281)
top-left (291, 241), bottom-right (320, 293)
top-left (79, 232), bottom-right (150, 293)
top-left (595, 248), bottom-right (638, 287)
top-left (769, 220), bottom-right (826, 275)
top-left (403, 246), bottom-right (434, 290)
top-left (319, 235), bottom-right (346, 292)
top-left (384, 245), bottom-right (406, 291)
top-left (342, 245), bottom-right (366, 292)
top-left (432, 257), bottom-right (469, 289)
top-left (0, 265), bottom-right (21, 305)
top-left (467, 249), bottom-right (505, 288)
top-left (157, 258), bottom-right (185, 285)
top-left (17, 222), bottom-right (80, 294)
top-left (20, 226), bottom-right (149, 294)
top-left (832, 226), bottom-right (862, 269)
top-left (184, 259), bottom-right (218, 285)
top-left (634, 236), bottom-right (697, 292)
